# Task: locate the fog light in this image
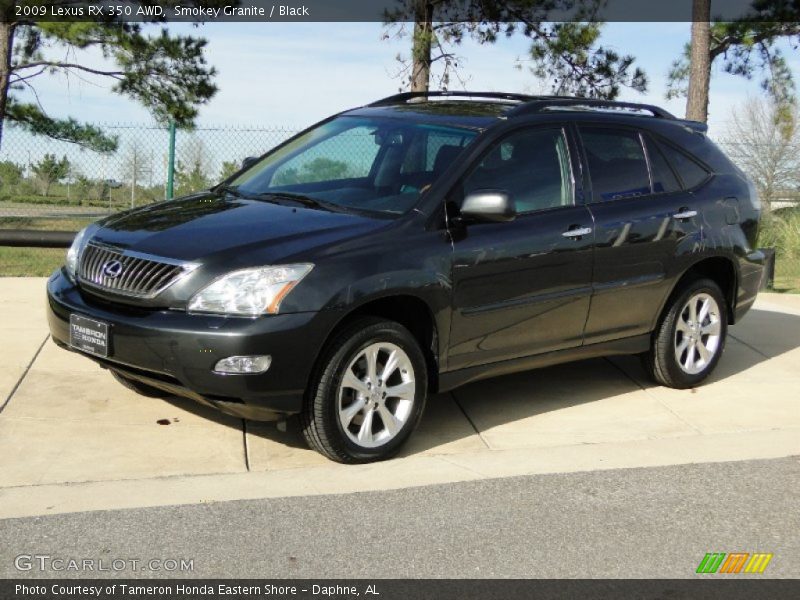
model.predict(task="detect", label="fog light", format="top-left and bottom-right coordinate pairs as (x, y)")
top-left (214, 355), bottom-right (272, 374)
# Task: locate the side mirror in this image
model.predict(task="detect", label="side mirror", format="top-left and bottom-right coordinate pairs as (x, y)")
top-left (460, 190), bottom-right (516, 223)
top-left (241, 156), bottom-right (258, 169)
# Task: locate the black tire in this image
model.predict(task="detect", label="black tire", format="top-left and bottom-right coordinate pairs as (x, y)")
top-left (111, 370), bottom-right (170, 398)
top-left (643, 277), bottom-right (728, 389)
top-left (300, 317), bottom-right (428, 463)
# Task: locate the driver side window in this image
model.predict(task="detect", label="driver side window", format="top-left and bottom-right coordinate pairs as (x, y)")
top-left (462, 128), bottom-right (573, 214)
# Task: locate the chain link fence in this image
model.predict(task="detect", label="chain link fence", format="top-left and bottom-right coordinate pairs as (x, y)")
top-left (0, 122), bottom-right (299, 275)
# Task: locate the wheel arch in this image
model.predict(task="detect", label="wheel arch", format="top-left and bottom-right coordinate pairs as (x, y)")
top-left (657, 255), bottom-right (739, 330)
top-left (314, 293), bottom-right (441, 393)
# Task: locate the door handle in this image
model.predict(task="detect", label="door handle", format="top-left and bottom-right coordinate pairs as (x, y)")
top-left (672, 209), bottom-right (698, 220)
top-left (562, 226), bottom-right (592, 239)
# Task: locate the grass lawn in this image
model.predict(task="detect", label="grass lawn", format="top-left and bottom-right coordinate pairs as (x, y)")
top-left (0, 247), bottom-right (64, 277)
top-left (0, 216), bottom-right (92, 276)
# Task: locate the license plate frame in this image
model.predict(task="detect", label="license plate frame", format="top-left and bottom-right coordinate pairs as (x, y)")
top-left (69, 314), bottom-right (109, 358)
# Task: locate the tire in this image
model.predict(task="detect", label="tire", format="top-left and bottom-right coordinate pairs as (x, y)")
top-left (300, 317), bottom-right (428, 463)
top-left (643, 277), bottom-right (728, 389)
top-left (111, 370), bottom-right (170, 398)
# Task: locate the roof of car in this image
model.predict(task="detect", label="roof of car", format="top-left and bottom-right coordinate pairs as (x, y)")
top-left (343, 92), bottom-right (708, 134)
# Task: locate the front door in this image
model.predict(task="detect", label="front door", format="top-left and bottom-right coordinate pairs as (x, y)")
top-left (446, 125), bottom-right (595, 370)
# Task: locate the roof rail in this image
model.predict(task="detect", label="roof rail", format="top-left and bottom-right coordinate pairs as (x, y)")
top-left (508, 98), bottom-right (676, 120)
top-left (369, 91), bottom-right (536, 106)
top-left (366, 93), bottom-right (684, 125)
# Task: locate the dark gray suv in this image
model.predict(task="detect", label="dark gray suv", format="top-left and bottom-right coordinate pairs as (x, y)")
top-left (47, 92), bottom-right (766, 462)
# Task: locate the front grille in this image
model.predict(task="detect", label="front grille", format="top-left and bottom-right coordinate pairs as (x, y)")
top-left (78, 243), bottom-right (193, 298)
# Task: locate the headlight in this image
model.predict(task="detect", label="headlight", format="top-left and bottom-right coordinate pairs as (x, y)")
top-left (65, 226), bottom-right (90, 282)
top-left (188, 264), bottom-right (313, 316)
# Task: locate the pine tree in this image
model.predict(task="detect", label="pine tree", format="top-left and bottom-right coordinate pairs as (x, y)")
top-left (384, 0), bottom-right (647, 99)
top-left (0, 1), bottom-right (220, 151)
top-left (669, 1), bottom-right (800, 122)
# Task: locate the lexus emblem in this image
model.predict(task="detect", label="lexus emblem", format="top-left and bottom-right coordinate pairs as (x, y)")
top-left (101, 260), bottom-right (124, 279)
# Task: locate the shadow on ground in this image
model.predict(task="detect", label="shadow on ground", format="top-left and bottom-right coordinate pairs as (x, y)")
top-left (154, 307), bottom-right (800, 460)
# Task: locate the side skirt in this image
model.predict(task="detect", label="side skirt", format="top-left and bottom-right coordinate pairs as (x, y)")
top-left (437, 334), bottom-right (651, 393)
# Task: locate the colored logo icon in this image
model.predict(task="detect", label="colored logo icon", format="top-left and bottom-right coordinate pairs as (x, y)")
top-left (696, 552), bottom-right (773, 574)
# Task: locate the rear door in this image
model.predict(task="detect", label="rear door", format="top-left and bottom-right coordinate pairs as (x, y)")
top-left (447, 125), bottom-right (595, 370)
top-left (577, 125), bottom-right (708, 343)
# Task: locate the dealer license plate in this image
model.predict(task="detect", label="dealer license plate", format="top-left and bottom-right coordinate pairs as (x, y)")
top-left (69, 314), bottom-right (109, 358)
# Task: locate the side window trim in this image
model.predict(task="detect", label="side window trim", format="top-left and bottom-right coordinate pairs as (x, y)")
top-left (455, 124), bottom-right (577, 216)
top-left (639, 131), bottom-right (655, 194)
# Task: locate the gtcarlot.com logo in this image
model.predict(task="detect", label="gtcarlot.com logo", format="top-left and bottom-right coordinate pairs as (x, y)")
top-left (696, 552), bottom-right (773, 574)
top-left (14, 554), bottom-right (194, 573)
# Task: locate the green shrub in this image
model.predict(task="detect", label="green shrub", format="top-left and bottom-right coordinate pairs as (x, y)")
top-left (760, 208), bottom-right (800, 292)
top-left (762, 209), bottom-right (800, 259)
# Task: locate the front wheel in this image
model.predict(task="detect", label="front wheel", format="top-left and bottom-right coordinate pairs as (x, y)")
top-left (643, 278), bottom-right (728, 389)
top-left (300, 317), bottom-right (428, 463)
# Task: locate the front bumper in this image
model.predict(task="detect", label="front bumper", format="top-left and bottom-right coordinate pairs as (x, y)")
top-left (46, 269), bottom-right (338, 420)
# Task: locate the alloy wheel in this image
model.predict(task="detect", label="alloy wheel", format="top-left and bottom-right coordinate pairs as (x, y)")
top-left (674, 292), bottom-right (722, 375)
top-left (337, 342), bottom-right (416, 448)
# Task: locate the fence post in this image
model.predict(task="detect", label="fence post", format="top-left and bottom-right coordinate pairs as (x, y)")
top-left (166, 120), bottom-right (176, 199)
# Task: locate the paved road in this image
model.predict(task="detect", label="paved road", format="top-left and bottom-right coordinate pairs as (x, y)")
top-left (2, 456), bottom-right (798, 579)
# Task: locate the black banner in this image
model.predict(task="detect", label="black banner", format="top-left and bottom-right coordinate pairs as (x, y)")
top-left (3, 579), bottom-right (800, 600)
top-left (5, 0), bottom-right (800, 23)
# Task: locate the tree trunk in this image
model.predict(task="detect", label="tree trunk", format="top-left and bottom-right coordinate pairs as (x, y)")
top-left (410, 0), bottom-right (433, 92)
top-left (0, 19), bottom-right (15, 150)
top-left (686, 0), bottom-right (711, 122)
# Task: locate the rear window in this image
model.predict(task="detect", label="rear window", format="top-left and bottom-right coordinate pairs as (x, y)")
top-left (580, 128), bottom-right (651, 202)
top-left (656, 140), bottom-right (710, 189)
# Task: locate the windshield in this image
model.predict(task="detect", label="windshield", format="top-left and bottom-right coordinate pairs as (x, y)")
top-left (229, 116), bottom-right (478, 215)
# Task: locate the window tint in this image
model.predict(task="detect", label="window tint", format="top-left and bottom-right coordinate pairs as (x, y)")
top-left (656, 141), bottom-right (710, 189)
top-left (462, 128), bottom-right (572, 213)
top-left (645, 137), bottom-right (681, 194)
top-left (580, 128), bottom-right (651, 202)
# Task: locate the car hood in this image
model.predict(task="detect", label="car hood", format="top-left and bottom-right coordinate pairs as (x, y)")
top-left (91, 192), bottom-right (389, 264)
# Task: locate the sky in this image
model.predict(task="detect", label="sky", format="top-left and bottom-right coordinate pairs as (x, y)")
top-left (11, 21), bottom-right (800, 139)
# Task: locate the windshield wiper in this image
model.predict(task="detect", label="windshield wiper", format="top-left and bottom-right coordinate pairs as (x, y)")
top-left (217, 184), bottom-right (246, 198)
top-left (255, 191), bottom-right (344, 212)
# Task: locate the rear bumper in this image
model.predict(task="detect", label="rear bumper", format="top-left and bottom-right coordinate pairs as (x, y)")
top-left (47, 269), bottom-right (338, 420)
top-left (733, 249), bottom-right (767, 323)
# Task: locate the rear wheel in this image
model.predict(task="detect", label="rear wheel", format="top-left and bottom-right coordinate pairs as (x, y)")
top-left (300, 317), bottom-right (428, 463)
top-left (643, 278), bottom-right (728, 389)
top-left (110, 370), bottom-right (170, 398)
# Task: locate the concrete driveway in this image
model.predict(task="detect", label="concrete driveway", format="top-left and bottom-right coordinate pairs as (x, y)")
top-left (1, 277), bottom-right (799, 518)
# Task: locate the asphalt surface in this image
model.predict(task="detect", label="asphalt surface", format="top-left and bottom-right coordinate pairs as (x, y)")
top-left (1, 456), bottom-right (798, 579)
